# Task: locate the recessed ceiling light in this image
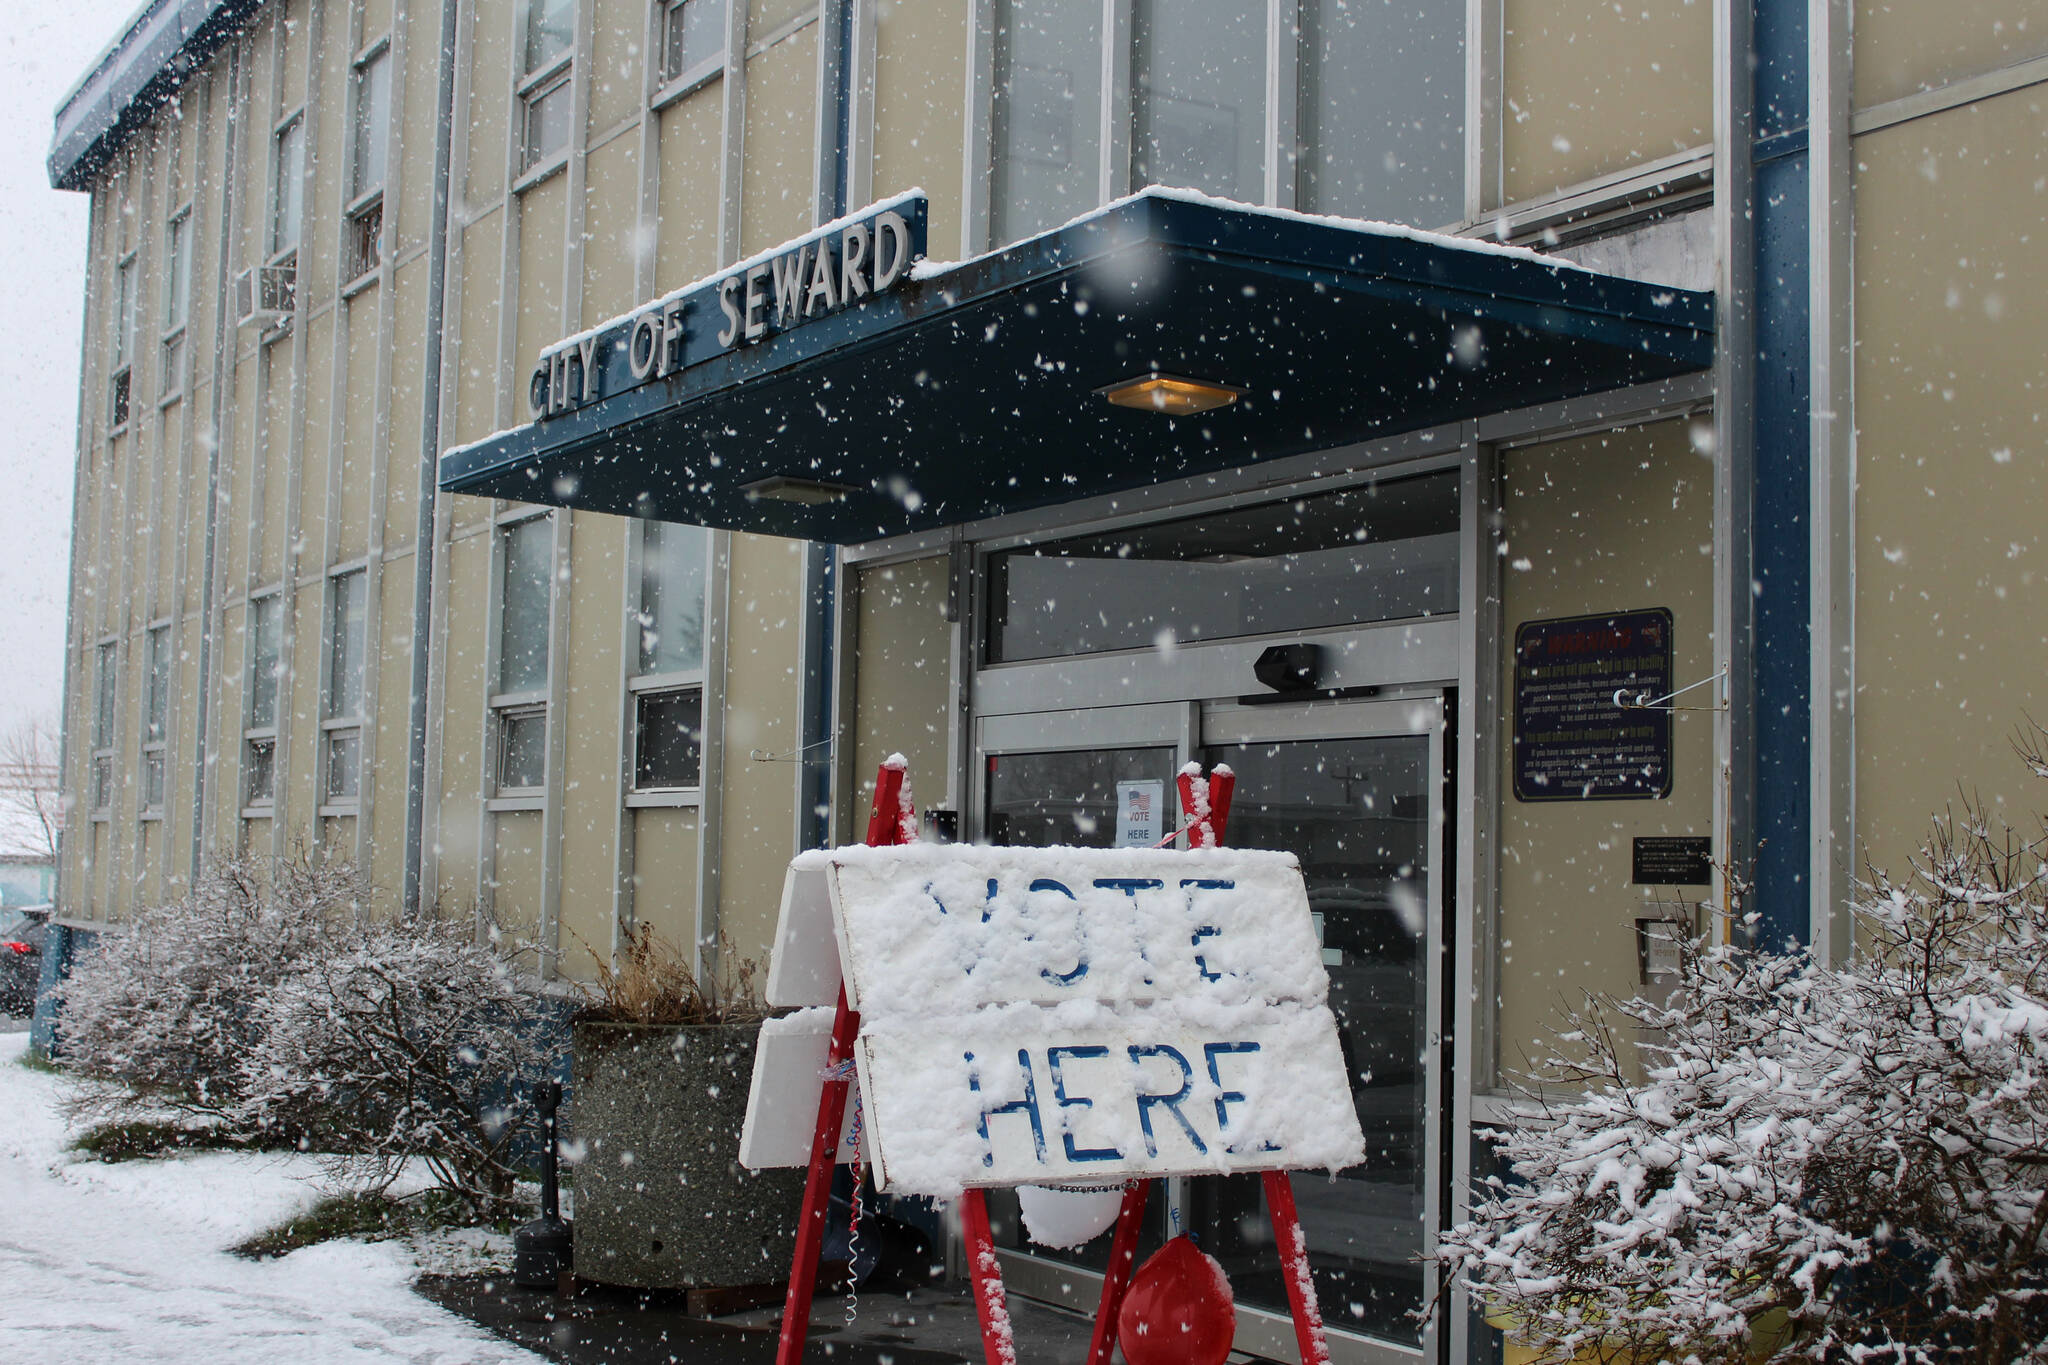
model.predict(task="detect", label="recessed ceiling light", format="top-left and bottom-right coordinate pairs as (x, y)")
top-left (1098, 373), bottom-right (1244, 416)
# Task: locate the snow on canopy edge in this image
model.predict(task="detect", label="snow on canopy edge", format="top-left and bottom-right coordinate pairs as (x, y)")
top-left (908, 182), bottom-right (1609, 282)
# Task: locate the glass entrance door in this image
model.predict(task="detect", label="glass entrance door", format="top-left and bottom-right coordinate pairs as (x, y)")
top-left (1194, 699), bottom-right (1444, 1349)
top-left (973, 696), bottom-right (1445, 1363)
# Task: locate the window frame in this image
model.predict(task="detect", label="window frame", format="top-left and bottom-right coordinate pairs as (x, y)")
top-left (90, 638), bottom-right (118, 818)
top-left (158, 207), bottom-right (193, 401)
top-left (626, 676), bottom-right (705, 803)
top-left (140, 622), bottom-right (171, 818)
top-left (490, 511), bottom-right (555, 808)
top-left (109, 250), bottom-right (137, 431)
top-left (651, 0), bottom-right (728, 107)
top-left (242, 592), bottom-right (283, 816)
top-left (493, 702), bottom-right (550, 801)
top-left (270, 110), bottom-right (306, 265)
top-left (626, 519), bottom-right (712, 806)
top-left (344, 42), bottom-right (391, 287)
top-left (321, 568), bottom-right (368, 812)
top-left (516, 62), bottom-right (574, 185)
top-left (514, 0), bottom-right (576, 187)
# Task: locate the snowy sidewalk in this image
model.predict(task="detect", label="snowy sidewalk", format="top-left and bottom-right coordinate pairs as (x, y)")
top-left (0, 1031), bottom-right (545, 1364)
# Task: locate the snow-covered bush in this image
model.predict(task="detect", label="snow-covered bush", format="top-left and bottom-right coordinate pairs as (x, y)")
top-left (57, 852), bottom-right (550, 1217)
top-left (56, 851), bottom-right (361, 1122)
top-left (242, 913), bottom-right (550, 1218)
top-left (1441, 762), bottom-right (2048, 1363)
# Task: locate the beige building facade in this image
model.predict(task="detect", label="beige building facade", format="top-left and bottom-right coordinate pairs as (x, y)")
top-left (44, 0), bottom-right (2048, 1360)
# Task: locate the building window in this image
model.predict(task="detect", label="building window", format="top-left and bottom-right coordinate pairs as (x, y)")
top-left (160, 211), bottom-right (191, 398)
top-left (1295, 0), bottom-right (1464, 226)
top-left (351, 48), bottom-right (391, 202)
top-left (109, 253), bottom-right (136, 427)
top-left (141, 624), bottom-right (171, 815)
top-left (521, 72), bottom-right (573, 173)
top-left (495, 516), bottom-right (553, 797)
top-left (660, 0), bottom-right (726, 88)
top-left (519, 0), bottom-right (575, 176)
top-left (271, 114), bottom-right (304, 260)
top-left (347, 48), bottom-right (390, 279)
top-left (324, 571), bottom-right (367, 804)
top-left (346, 201), bottom-right (383, 283)
top-left (635, 689), bottom-right (703, 789)
top-left (987, 0), bottom-right (1466, 245)
top-left (244, 594), bottom-right (282, 810)
top-left (1130, 0), bottom-right (1267, 205)
top-left (989, 1), bottom-right (1102, 247)
top-left (498, 704), bottom-right (549, 793)
top-left (630, 520), bottom-right (708, 794)
top-left (91, 641), bottom-right (117, 814)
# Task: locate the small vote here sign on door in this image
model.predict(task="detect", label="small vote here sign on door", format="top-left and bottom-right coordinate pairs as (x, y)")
top-left (743, 844), bottom-right (1366, 1198)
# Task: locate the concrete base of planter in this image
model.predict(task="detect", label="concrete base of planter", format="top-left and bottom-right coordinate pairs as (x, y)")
top-left (571, 1021), bottom-right (806, 1290)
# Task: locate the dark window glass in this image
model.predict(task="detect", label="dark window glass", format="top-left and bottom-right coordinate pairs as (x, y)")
top-left (246, 738), bottom-right (276, 806)
top-left (983, 746), bottom-right (1176, 849)
top-left (500, 709), bottom-right (548, 790)
top-left (1187, 733), bottom-right (1432, 1342)
top-left (986, 471), bottom-right (1460, 664)
top-left (634, 690), bottom-right (702, 789)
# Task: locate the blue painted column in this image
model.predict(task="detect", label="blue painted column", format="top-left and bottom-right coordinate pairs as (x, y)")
top-left (1747, 0), bottom-right (1813, 949)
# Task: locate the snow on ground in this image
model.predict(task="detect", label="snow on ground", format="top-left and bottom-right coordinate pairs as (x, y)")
top-left (0, 1031), bottom-right (544, 1363)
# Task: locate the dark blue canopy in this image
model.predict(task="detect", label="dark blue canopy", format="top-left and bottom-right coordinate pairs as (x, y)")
top-left (438, 191), bottom-right (1713, 544)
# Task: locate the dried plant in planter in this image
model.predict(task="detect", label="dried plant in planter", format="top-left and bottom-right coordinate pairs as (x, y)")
top-left (570, 925), bottom-right (768, 1026)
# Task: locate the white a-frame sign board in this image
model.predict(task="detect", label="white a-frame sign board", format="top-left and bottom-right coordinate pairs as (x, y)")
top-left (740, 843), bottom-right (1365, 1197)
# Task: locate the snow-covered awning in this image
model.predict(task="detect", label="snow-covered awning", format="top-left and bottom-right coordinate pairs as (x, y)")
top-left (50, 0), bottom-right (263, 192)
top-left (438, 188), bottom-right (1714, 545)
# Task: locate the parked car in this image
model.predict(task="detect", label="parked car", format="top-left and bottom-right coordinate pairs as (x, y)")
top-left (0, 907), bottom-right (50, 1015)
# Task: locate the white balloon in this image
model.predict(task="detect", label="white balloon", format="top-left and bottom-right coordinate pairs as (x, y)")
top-left (1017, 1183), bottom-right (1125, 1250)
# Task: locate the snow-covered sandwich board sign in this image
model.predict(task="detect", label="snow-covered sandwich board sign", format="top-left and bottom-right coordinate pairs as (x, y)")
top-left (742, 843), bottom-right (1365, 1196)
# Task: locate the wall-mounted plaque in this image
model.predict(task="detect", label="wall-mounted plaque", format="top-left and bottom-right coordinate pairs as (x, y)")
top-left (1512, 608), bottom-right (1673, 801)
top-left (1632, 835), bottom-right (1712, 885)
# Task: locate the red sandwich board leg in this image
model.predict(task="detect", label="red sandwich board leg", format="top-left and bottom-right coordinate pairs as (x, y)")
top-left (775, 986), bottom-right (861, 1365)
top-left (1084, 1181), bottom-right (1152, 1365)
top-left (1263, 1169), bottom-right (1334, 1365)
top-left (776, 763), bottom-right (913, 1365)
top-left (961, 1188), bottom-right (1019, 1364)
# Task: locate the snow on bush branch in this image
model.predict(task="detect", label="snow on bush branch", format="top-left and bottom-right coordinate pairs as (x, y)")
top-left (57, 851), bottom-right (551, 1217)
top-left (1440, 732), bottom-right (2048, 1364)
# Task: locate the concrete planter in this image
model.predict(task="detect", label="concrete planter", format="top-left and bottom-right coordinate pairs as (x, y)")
top-left (570, 1020), bottom-right (805, 1289)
